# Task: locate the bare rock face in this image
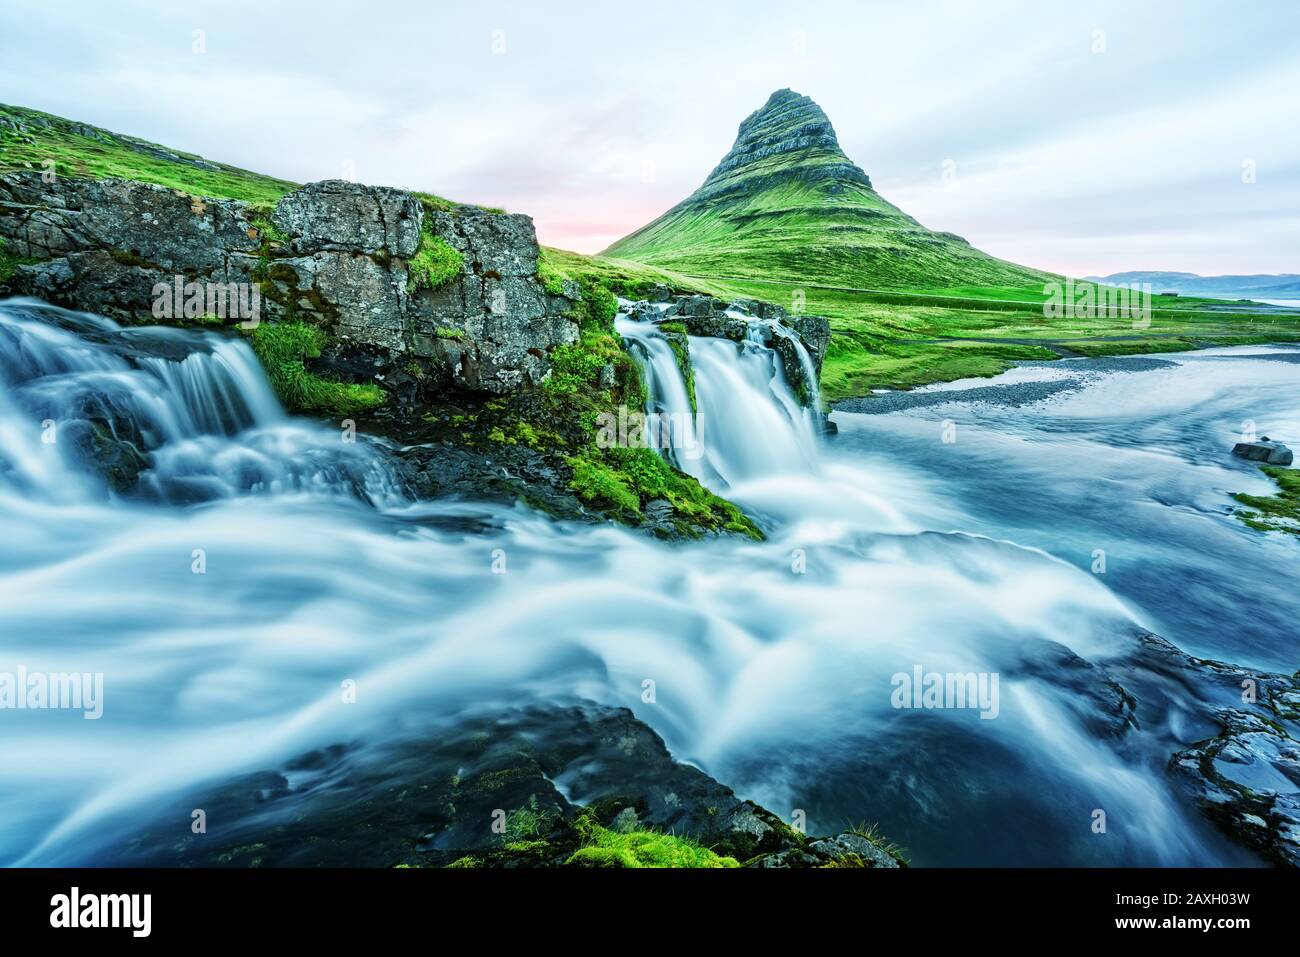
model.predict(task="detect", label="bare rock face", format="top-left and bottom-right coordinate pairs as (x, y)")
top-left (272, 179), bottom-right (423, 257)
top-left (0, 171), bottom-right (580, 400)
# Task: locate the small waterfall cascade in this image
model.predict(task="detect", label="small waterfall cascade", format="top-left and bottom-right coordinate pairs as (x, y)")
top-left (615, 300), bottom-right (822, 489)
top-left (0, 300), bottom-right (400, 505)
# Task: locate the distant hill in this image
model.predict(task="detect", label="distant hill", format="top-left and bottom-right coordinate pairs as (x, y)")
top-left (1084, 271), bottom-right (1300, 298)
top-left (603, 89), bottom-right (1049, 290)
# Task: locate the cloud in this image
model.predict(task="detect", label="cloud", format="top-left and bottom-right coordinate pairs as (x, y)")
top-left (1, 0), bottom-right (1296, 274)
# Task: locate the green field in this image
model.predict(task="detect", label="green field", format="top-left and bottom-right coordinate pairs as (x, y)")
top-left (596, 89), bottom-right (1300, 401)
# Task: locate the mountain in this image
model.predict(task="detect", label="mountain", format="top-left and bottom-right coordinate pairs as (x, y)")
top-left (1084, 270), bottom-right (1300, 298)
top-left (603, 89), bottom-right (1048, 290)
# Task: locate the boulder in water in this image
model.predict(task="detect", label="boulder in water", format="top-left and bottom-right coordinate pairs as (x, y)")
top-left (1232, 437), bottom-right (1294, 465)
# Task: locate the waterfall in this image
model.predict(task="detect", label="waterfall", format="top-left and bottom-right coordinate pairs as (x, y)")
top-left (0, 300), bottom-right (400, 505)
top-left (616, 303), bottom-right (821, 490)
top-left (0, 296), bottom-right (1264, 868)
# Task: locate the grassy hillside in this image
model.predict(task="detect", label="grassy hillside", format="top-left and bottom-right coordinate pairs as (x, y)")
top-left (596, 88), bottom-right (1299, 399)
top-left (0, 103), bottom-right (298, 205)
top-left (604, 89), bottom-right (1048, 290)
top-left (0, 104), bottom-right (472, 213)
top-left (7, 99), bottom-right (1294, 405)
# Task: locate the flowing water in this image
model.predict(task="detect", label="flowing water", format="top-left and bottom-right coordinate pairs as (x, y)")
top-left (1, 299), bottom-right (1296, 866)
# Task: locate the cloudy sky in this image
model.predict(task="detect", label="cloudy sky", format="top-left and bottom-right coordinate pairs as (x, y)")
top-left (4, 0), bottom-right (1298, 275)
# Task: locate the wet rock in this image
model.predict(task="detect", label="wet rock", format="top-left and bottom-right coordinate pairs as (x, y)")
top-left (675, 307), bottom-right (747, 342)
top-left (1232, 437), bottom-right (1294, 466)
top-left (100, 699), bottom-right (901, 868)
top-left (625, 300), bottom-right (661, 323)
top-left (1171, 707), bottom-right (1300, 867)
top-left (1112, 633), bottom-right (1300, 866)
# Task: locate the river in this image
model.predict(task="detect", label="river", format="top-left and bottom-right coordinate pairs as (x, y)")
top-left (0, 299), bottom-right (1295, 866)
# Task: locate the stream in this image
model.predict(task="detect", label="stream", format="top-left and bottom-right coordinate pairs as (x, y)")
top-left (0, 299), bottom-right (1295, 866)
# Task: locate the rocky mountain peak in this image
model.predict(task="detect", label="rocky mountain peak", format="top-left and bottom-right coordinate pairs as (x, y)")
top-left (697, 89), bottom-right (871, 197)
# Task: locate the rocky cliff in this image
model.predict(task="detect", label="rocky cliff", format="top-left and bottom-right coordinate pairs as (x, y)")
top-left (0, 171), bottom-right (581, 399)
top-left (0, 164), bottom-right (826, 541)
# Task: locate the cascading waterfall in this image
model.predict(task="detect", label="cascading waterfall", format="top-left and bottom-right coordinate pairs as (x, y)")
top-left (0, 300), bottom-right (400, 506)
top-left (616, 304), bottom-right (821, 490)
top-left (1, 297), bottom-right (1284, 867)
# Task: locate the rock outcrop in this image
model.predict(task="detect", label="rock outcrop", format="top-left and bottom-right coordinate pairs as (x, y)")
top-left (1233, 437), bottom-right (1294, 466)
top-left (690, 88), bottom-right (874, 201)
top-left (1111, 633), bottom-right (1300, 867)
top-left (99, 700), bottom-right (904, 868)
top-left (651, 293), bottom-right (832, 402)
top-left (0, 171), bottom-right (580, 400)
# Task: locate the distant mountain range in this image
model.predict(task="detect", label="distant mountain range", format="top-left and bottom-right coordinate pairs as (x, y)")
top-left (604, 89), bottom-right (1047, 290)
top-left (1084, 271), bottom-right (1300, 298)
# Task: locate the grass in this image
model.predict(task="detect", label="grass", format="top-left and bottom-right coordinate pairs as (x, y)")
top-left (1233, 466), bottom-right (1300, 536)
top-left (248, 322), bottom-right (386, 417)
top-left (845, 821), bottom-right (909, 865)
top-left (698, 276), bottom-right (1300, 401)
top-left (540, 246), bottom-right (729, 300)
top-left (587, 89), bottom-right (1300, 400)
top-left (407, 227), bottom-right (463, 291)
top-left (1, 103), bottom-right (297, 205)
top-left (566, 818), bottom-right (739, 868)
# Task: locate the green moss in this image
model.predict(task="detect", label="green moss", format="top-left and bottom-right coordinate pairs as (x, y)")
top-left (567, 446), bottom-right (762, 540)
top-left (664, 333), bottom-right (697, 413)
top-left (248, 322), bottom-right (386, 417)
top-left (433, 326), bottom-right (466, 341)
top-left (445, 856), bottom-right (480, 868)
top-left (407, 228), bottom-right (463, 292)
top-left (503, 803), bottom-right (556, 842)
top-left (250, 216), bottom-right (288, 247)
top-left (568, 455), bottom-right (643, 513)
top-left (545, 335), bottom-right (621, 396)
top-left (1233, 465), bottom-right (1300, 536)
top-left (0, 236), bottom-right (42, 282)
top-left (566, 818), bottom-right (738, 868)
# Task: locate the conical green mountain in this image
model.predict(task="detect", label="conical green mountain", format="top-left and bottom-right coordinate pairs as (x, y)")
top-left (604, 89), bottom-right (1047, 289)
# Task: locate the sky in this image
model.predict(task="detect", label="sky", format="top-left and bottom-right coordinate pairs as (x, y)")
top-left (3, 0), bottom-right (1298, 276)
